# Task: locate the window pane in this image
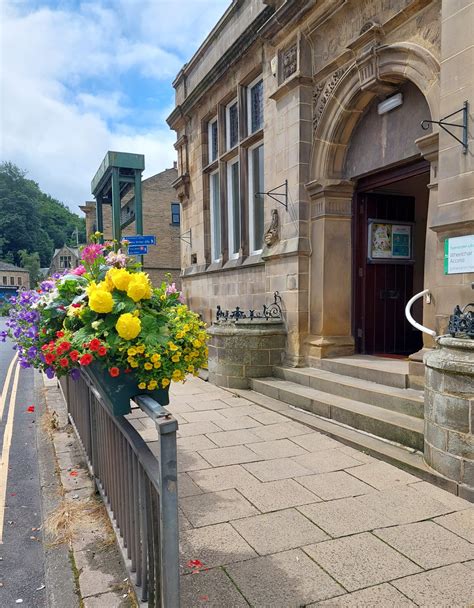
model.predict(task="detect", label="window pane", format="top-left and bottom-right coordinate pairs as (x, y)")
top-left (171, 202), bottom-right (180, 225)
top-left (18, 277), bottom-right (22, 285)
top-left (251, 145), bottom-right (264, 252)
top-left (211, 173), bottom-right (221, 261)
top-left (228, 161), bottom-right (240, 256)
top-left (229, 103), bottom-right (238, 149)
top-left (250, 80), bottom-right (263, 133)
top-left (210, 120), bottom-right (218, 162)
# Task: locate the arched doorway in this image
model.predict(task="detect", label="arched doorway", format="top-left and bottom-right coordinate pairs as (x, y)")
top-left (305, 43), bottom-right (440, 361)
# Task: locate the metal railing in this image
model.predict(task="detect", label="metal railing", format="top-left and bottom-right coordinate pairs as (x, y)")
top-left (60, 373), bottom-right (179, 607)
top-left (405, 289), bottom-right (437, 337)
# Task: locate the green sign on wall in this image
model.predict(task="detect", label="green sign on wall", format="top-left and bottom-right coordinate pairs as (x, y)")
top-left (444, 235), bottom-right (474, 274)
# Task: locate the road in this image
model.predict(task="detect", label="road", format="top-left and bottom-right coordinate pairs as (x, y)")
top-left (0, 317), bottom-right (47, 607)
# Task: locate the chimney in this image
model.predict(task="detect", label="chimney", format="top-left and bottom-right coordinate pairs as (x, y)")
top-left (173, 161), bottom-right (177, 169)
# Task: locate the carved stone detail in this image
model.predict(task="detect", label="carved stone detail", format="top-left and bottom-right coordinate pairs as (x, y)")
top-left (264, 208), bottom-right (280, 246)
top-left (313, 67), bottom-right (347, 131)
top-left (282, 43), bottom-right (298, 81)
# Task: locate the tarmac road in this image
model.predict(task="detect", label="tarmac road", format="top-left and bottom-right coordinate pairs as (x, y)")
top-left (0, 317), bottom-right (47, 607)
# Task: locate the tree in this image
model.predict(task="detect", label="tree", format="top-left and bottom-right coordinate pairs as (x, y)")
top-left (18, 250), bottom-right (41, 287)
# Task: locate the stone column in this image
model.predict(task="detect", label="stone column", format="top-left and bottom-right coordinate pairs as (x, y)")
top-left (424, 337), bottom-right (474, 501)
top-left (305, 181), bottom-right (355, 360)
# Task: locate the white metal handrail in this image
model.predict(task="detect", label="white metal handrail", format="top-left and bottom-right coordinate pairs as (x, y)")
top-left (405, 289), bottom-right (437, 337)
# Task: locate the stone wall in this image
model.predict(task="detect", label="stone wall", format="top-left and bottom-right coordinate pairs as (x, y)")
top-left (424, 337), bottom-right (474, 501)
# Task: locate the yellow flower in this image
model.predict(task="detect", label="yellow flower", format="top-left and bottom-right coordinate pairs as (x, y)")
top-left (168, 342), bottom-right (178, 351)
top-left (138, 382), bottom-right (146, 390)
top-left (130, 360), bottom-right (139, 368)
top-left (144, 362), bottom-right (153, 370)
top-left (172, 369), bottom-right (183, 382)
top-left (151, 354), bottom-right (161, 363)
top-left (107, 268), bottom-right (132, 291)
top-left (187, 365), bottom-right (194, 373)
top-left (193, 339), bottom-right (202, 348)
top-left (89, 289), bottom-right (113, 313)
top-left (171, 354), bottom-right (180, 362)
top-left (116, 313), bottom-right (141, 340)
top-left (127, 347), bottom-right (137, 356)
top-left (176, 331), bottom-right (184, 339)
top-left (147, 381), bottom-right (158, 390)
top-left (154, 362), bottom-right (161, 369)
top-left (183, 324), bottom-right (190, 332)
top-left (162, 378), bottom-right (170, 388)
top-left (127, 272), bottom-right (152, 302)
top-left (136, 344), bottom-right (145, 353)
top-left (160, 295), bottom-right (166, 300)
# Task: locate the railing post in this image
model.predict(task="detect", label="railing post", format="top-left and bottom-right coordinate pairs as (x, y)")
top-left (157, 417), bottom-right (179, 608)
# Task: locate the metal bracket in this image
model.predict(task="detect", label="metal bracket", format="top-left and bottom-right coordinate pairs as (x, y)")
top-left (174, 228), bottom-right (192, 246)
top-left (421, 101), bottom-right (468, 154)
top-left (256, 180), bottom-right (288, 211)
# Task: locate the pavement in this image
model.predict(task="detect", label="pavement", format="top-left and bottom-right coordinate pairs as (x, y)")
top-left (127, 377), bottom-right (474, 608)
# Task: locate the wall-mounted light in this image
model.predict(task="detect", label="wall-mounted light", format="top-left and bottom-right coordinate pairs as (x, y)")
top-left (377, 93), bottom-right (403, 115)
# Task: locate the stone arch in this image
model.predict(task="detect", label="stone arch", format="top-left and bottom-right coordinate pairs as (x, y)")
top-left (310, 43), bottom-right (440, 183)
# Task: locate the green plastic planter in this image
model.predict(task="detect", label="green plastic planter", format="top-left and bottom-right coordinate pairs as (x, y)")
top-left (84, 362), bottom-right (170, 416)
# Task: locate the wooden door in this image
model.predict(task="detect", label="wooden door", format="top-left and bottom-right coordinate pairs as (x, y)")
top-left (354, 192), bottom-right (422, 355)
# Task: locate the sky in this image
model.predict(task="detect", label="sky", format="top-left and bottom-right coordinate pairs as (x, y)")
top-left (0, 0), bottom-right (230, 213)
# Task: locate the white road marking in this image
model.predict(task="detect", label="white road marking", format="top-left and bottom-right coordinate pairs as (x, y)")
top-left (0, 361), bottom-right (20, 543)
top-left (0, 353), bottom-right (18, 422)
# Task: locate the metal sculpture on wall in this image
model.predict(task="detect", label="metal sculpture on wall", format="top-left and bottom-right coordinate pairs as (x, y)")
top-left (448, 303), bottom-right (474, 339)
top-left (216, 291), bottom-right (283, 322)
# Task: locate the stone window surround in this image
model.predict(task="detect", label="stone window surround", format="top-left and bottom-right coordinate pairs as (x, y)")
top-left (59, 255), bottom-right (72, 269)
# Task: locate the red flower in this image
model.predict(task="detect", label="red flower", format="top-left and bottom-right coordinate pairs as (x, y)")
top-left (124, 368), bottom-right (132, 374)
top-left (41, 344), bottom-right (49, 352)
top-left (69, 350), bottom-right (79, 361)
top-left (42, 328), bottom-right (47, 335)
top-left (45, 354), bottom-right (55, 365)
top-left (71, 303), bottom-right (82, 308)
top-left (61, 341), bottom-right (71, 352)
top-left (89, 338), bottom-right (101, 351)
top-left (97, 346), bottom-right (107, 356)
top-left (59, 358), bottom-right (69, 368)
top-left (109, 367), bottom-right (120, 377)
top-left (79, 353), bottom-right (93, 366)
top-left (56, 331), bottom-right (65, 338)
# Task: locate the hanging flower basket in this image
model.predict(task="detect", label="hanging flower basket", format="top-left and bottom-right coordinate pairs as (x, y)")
top-left (1, 233), bottom-right (208, 416)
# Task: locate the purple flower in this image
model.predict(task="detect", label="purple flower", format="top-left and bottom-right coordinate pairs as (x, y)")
top-left (178, 293), bottom-right (185, 304)
top-left (0, 331), bottom-right (7, 342)
top-left (165, 283), bottom-right (178, 295)
top-left (40, 280), bottom-right (55, 292)
top-left (70, 368), bottom-right (81, 381)
top-left (27, 346), bottom-right (37, 358)
top-left (45, 367), bottom-right (55, 379)
top-left (26, 326), bottom-right (37, 339)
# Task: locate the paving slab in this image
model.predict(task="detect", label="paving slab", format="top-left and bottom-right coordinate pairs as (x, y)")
top-left (179, 523), bottom-right (257, 571)
top-left (180, 410), bottom-right (228, 424)
top-left (221, 405), bottom-right (264, 418)
top-left (374, 521), bottom-right (474, 569)
top-left (356, 485), bottom-right (452, 525)
top-left (83, 591), bottom-right (129, 607)
top-left (243, 457), bottom-right (312, 482)
top-left (176, 450), bottom-right (212, 473)
top-left (298, 496), bottom-right (393, 537)
top-left (304, 532), bottom-right (421, 591)
top-left (189, 464), bottom-right (259, 493)
top-left (297, 471), bottom-right (375, 501)
top-left (225, 549), bottom-right (344, 607)
top-left (433, 509), bottom-right (474, 543)
top-left (180, 567), bottom-right (248, 608)
top-left (177, 421), bottom-right (223, 437)
top-left (231, 508), bottom-right (329, 555)
top-left (408, 481), bottom-right (474, 510)
top-left (237, 478), bottom-right (320, 512)
top-left (74, 545), bottom-right (127, 599)
top-left (247, 438), bottom-right (308, 460)
top-left (251, 421), bottom-right (310, 441)
top-left (178, 473), bottom-right (204, 498)
top-left (221, 396), bottom-right (255, 408)
top-left (177, 434), bottom-right (218, 452)
top-left (179, 489), bottom-right (259, 527)
top-left (188, 399), bottom-right (230, 411)
top-left (213, 415), bottom-right (263, 431)
top-left (291, 449), bottom-right (364, 474)
top-left (391, 563), bottom-right (474, 607)
top-left (346, 461), bottom-right (419, 489)
top-left (311, 583), bottom-right (416, 606)
top-left (291, 433), bottom-right (343, 452)
top-left (199, 445), bottom-right (261, 467)
top-left (205, 428), bottom-right (263, 447)
top-left (248, 410), bottom-right (289, 425)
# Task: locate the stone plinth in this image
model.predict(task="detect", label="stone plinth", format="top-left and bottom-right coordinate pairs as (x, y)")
top-left (424, 337), bottom-right (474, 500)
top-left (208, 320), bottom-right (287, 389)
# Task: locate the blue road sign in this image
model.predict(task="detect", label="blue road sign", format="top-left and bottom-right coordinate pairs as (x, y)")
top-left (126, 235), bottom-right (156, 246)
top-left (128, 245), bottom-right (148, 255)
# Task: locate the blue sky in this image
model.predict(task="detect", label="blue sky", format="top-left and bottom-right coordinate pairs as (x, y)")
top-left (0, 0), bottom-right (230, 212)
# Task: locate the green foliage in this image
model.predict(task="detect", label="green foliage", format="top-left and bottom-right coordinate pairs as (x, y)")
top-left (18, 249), bottom-right (41, 287)
top-left (0, 162), bottom-right (86, 267)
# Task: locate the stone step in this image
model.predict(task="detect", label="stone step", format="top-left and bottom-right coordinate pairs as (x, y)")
top-left (233, 388), bottom-right (458, 497)
top-left (313, 355), bottom-right (410, 389)
top-left (274, 366), bottom-right (424, 419)
top-left (250, 377), bottom-right (424, 451)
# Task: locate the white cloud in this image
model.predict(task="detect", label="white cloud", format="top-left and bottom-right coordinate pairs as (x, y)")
top-left (0, 0), bottom-right (230, 213)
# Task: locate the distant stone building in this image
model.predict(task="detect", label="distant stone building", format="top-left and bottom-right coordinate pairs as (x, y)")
top-left (48, 245), bottom-right (80, 276)
top-left (82, 166), bottom-right (181, 286)
top-left (0, 261), bottom-right (30, 300)
top-left (167, 0), bottom-right (473, 367)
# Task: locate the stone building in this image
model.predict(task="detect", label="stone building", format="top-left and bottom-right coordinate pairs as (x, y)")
top-left (167, 0), bottom-right (473, 370)
top-left (0, 261), bottom-right (30, 300)
top-left (48, 245), bottom-right (80, 275)
top-left (82, 166), bottom-right (181, 286)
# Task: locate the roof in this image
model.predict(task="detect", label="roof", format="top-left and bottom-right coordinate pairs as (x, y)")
top-left (0, 261), bottom-right (28, 272)
top-left (52, 245), bottom-right (80, 258)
